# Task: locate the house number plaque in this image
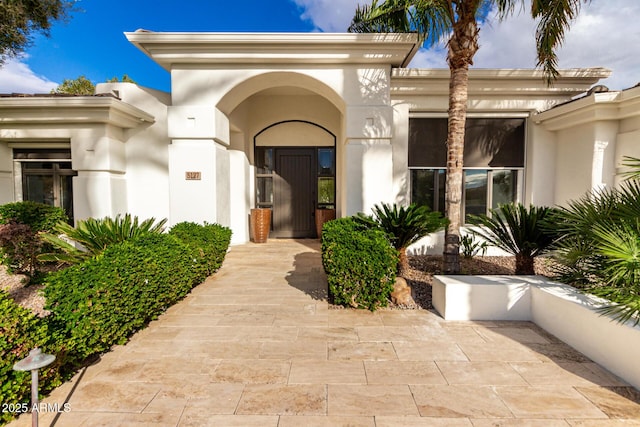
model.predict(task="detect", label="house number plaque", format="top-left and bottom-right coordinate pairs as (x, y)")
top-left (185, 171), bottom-right (202, 180)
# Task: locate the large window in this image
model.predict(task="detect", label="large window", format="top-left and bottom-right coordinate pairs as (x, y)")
top-left (409, 117), bottom-right (525, 222)
top-left (13, 149), bottom-right (77, 223)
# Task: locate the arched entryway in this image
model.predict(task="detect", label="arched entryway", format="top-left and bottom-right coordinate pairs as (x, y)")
top-left (255, 121), bottom-right (336, 238)
top-left (218, 71), bottom-right (345, 242)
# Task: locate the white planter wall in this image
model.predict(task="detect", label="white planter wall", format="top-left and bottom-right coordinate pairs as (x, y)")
top-left (432, 275), bottom-right (640, 390)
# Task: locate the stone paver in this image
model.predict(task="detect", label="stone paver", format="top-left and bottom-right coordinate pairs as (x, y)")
top-left (7, 239), bottom-right (640, 426)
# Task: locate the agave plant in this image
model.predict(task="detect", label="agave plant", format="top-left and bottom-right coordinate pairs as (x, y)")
top-left (467, 203), bottom-right (558, 275)
top-left (355, 203), bottom-right (447, 277)
top-left (39, 214), bottom-right (167, 264)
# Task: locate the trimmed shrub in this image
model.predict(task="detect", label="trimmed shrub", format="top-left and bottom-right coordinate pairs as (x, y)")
top-left (355, 202), bottom-right (447, 277)
top-left (0, 291), bottom-right (51, 424)
top-left (169, 222), bottom-right (232, 280)
top-left (0, 201), bottom-right (67, 232)
top-left (43, 233), bottom-right (201, 364)
top-left (321, 217), bottom-right (398, 310)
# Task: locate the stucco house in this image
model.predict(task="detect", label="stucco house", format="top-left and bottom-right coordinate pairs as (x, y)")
top-left (0, 32), bottom-right (638, 248)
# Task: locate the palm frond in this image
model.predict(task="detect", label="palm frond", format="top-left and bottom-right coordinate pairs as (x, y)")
top-left (38, 214), bottom-right (167, 264)
top-left (619, 156), bottom-right (640, 181)
top-left (591, 220), bottom-right (640, 288)
top-left (349, 0), bottom-right (453, 47)
top-left (355, 202), bottom-right (447, 250)
top-left (468, 203), bottom-right (557, 257)
top-left (531, 0), bottom-right (588, 84)
top-left (349, 0), bottom-right (412, 33)
top-left (589, 286), bottom-right (640, 327)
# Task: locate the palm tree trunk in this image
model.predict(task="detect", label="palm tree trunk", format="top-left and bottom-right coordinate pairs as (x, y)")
top-left (443, 64), bottom-right (468, 274)
top-left (442, 2), bottom-right (480, 275)
top-left (398, 247), bottom-right (410, 278)
top-left (515, 253), bottom-right (535, 275)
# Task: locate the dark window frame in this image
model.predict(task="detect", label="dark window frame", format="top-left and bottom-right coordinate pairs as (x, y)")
top-left (13, 148), bottom-right (77, 223)
top-left (408, 117), bottom-right (526, 222)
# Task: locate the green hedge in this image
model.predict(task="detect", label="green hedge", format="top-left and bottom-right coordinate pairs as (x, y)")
top-left (1, 222), bottom-right (231, 425)
top-left (0, 201), bottom-right (67, 231)
top-left (0, 292), bottom-right (51, 424)
top-left (169, 221), bottom-right (232, 281)
top-left (42, 221), bottom-right (231, 364)
top-left (44, 233), bottom-right (198, 363)
top-left (321, 217), bottom-right (397, 310)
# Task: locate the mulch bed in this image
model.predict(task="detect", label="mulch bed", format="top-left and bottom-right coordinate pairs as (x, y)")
top-left (391, 255), bottom-right (558, 310)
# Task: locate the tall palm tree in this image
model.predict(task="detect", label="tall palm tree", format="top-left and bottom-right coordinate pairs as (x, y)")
top-left (349, 0), bottom-right (590, 273)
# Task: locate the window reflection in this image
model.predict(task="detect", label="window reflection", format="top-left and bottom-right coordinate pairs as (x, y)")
top-left (318, 148), bottom-right (335, 176)
top-left (464, 170), bottom-right (488, 221)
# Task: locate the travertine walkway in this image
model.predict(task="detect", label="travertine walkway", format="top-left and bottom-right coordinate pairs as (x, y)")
top-left (9, 239), bottom-right (640, 426)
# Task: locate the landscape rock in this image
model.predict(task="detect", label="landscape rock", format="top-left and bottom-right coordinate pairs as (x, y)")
top-left (390, 276), bottom-right (415, 306)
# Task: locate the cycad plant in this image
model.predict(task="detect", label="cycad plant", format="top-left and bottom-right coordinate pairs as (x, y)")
top-left (39, 214), bottom-right (167, 264)
top-left (460, 234), bottom-right (488, 258)
top-left (467, 203), bottom-right (558, 275)
top-left (355, 203), bottom-right (447, 277)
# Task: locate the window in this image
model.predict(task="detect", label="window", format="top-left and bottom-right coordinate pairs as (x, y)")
top-left (254, 147), bottom-right (336, 210)
top-left (13, 149), bottom-right (77, 222)
top-left (317, 148), bottom-right (335, 209)
top-left (255, 147), bottom-right (274, 208)
top-left (409, 117), bottom-right (525, 221)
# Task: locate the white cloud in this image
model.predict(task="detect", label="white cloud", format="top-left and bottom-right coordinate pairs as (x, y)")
top-left (409, 0), bottom-right (640, 90)
top-left (291, 0), bottom-right (363, 32)
top-left (0, 57), bottom-right (58, 94)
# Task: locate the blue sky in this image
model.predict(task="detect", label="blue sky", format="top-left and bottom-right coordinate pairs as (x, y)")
top-left (1, 0), bottom-right (638, 93)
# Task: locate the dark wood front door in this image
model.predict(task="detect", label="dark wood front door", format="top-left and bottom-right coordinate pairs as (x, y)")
top-left (272, 148), bottom-right (315, 238)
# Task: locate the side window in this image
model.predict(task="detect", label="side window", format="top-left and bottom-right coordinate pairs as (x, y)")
top-left (255, 147), bottom-right (274, 209)
top-left (317, 148), bottom-right (335, 209)
top-left (13, 148), bottom-right (77, 223)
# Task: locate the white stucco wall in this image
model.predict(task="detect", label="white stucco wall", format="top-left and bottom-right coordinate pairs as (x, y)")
top-left (344, 139), bottom-right (394, 216)
top-left (97, 83), bottom-right (172, 223)
top-left (246, 94), bottom-right (341, 140)
top-left (171, 66), bottom-right (386, 112)
top-left (0, 142), bottom-right (13, 205)
top-left (525, 123), bottom-right (557, 207)
top-left (228, 149), bottom-right (250, 244)
top-left (73, 172), bottom-right (127, 220)
top-left (554, 125), bottom-right (595, 204)
top-left (167, 139), bottom-right (219, 226)
top-left (614, 127), bottom-right (640, 186)
top-left (552, 121), bottom-right (619, 205)
top-left (0, 126), bottom-right (131, 222)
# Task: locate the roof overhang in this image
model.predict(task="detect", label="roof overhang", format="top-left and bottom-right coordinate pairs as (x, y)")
top-left (125, 31), bottom-right (420, 70)
top-left (0, 96), bottom-right (155, 128)
top-left (391, 68), bottom-right (612, 98)
top-left (533, 85), bottom-right (640, 131)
